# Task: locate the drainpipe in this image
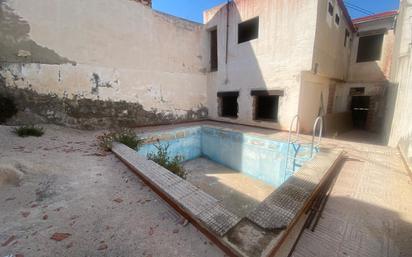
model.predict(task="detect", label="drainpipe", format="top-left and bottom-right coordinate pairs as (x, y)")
top-left (225, 0), bottom-right (230, 65)
top-left (224, 0), bottom-right (231, 85)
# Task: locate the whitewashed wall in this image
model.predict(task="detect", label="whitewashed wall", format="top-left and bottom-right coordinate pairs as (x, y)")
top-left (0, 0), bottom-right (208, 127)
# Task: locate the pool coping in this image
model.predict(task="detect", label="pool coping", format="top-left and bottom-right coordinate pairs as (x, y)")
top-left (112, 143), bottom-right (241, 256)
top-left (112, 138), bottom-right (344, 257)
top-left (138, 124), bottom-right (314, 146)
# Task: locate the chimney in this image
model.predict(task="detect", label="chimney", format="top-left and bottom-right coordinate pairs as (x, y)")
top-left (133, 0), bottom-right (152, 7)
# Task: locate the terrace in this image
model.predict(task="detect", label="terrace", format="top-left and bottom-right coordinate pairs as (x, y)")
top-left (1, 121), bottom-right (411, 257)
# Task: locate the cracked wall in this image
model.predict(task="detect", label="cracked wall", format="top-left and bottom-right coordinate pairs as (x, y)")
top-left (0, 0), bottom-right (208, 129)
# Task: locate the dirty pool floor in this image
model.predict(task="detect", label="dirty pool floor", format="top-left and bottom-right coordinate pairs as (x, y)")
top-left (0, 125), bottom-right (224, 257)
top-left (184, 157), bottom-right (275, 218)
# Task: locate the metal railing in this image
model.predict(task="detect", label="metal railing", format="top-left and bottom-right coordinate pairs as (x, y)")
top-left (284, 115), bottom-right (324, 179)
top-left (285, 115), bottom-right (301, 178)
top-left (311, 116), bottom-right (324, 158)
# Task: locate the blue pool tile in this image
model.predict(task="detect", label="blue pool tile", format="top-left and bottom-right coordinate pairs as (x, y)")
top-left (137, 126), bottom-right (314, 187)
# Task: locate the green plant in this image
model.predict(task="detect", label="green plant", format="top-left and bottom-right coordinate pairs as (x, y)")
top-left (98, 128), bottom-right (142, 151)
top-left (0, 95), bottom-right (18, 123)
top-left (13, 125), bottom-right (44, 137)
top-left (147, 142), bottom-right (187, 179)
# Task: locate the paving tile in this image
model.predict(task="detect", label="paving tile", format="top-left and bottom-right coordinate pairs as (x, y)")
top-left (197, 204), bottom-right (241, 236)
top-left (291, 140), bottom-right (412, 257)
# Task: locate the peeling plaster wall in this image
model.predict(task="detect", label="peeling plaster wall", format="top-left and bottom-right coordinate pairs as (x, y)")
top-left (203, 0), bottom-right (318, 131)
top-left (0, 0), bottom-right (208, 128)
top-left (386, 0), bottom-right (412, 167)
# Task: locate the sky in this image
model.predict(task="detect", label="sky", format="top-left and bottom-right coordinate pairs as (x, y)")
top-left (152, 0), bottom-right (400, 23)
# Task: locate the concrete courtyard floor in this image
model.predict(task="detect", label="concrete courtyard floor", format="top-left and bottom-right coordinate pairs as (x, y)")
top-left (1, 122), bottom-right (412, 257)
top-left (292, 137), bottom-right (412, 257)
top-left (0, 125), bottom-right (223, 257)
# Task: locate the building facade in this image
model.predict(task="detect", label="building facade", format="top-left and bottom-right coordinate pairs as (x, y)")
top-left (204, 0), bottom-right (397, 135)
top-left (0, 0), bottom-right (409, 159)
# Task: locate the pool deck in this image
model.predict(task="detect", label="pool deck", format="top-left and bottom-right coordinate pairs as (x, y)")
top-left (134, 121), bottom-right (412, 257)
top-left (113, 128), bottom-right (344, 257)
top-left (1, 122), bottom-right (411, 257)
top-left (292, 136), bottom-right (412, 257)
top-left (184, 157), bottom-right (275, 218)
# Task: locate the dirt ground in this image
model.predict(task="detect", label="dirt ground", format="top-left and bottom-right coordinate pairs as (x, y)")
top-left (0, 125), bottom-right (224, 257)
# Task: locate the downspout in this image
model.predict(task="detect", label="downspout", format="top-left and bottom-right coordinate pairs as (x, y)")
top-left (225, 0), bottom-right (230, 64)
top-left (224, 0), bottom-right (231, 85)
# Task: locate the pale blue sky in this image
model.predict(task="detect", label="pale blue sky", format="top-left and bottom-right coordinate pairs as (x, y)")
top-left (152, 0), bottom-right (400, 23)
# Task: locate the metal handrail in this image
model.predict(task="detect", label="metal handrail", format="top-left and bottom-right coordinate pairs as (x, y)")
top-left (285, 115), bottom-right (300, 178)
top-left (287, 115), bottom-right (300, 145)
top-left (310, 116), bottom-right (323, 157)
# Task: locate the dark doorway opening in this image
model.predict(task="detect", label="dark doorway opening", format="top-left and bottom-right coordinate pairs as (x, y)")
top-left (351, 96), bottom-right (370, 129)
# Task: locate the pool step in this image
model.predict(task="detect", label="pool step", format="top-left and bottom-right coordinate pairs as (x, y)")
top-left (111, 143), bottom-right (241, 237)
top-left (247, 149), bottom-right (344, 230)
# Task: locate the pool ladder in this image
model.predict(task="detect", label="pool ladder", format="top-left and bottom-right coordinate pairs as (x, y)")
top-left (284, 115), bottom-right (324, 177)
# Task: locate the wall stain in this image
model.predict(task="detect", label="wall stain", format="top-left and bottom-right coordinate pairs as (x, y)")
top-left (0, 76), bottom-right (208, 130)
top-left (90, 73), bottom-right (112, 95)
top-left (0, 1), bottom-right (75, 65)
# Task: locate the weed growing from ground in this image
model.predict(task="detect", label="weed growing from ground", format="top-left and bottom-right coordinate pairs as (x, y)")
top-left (98, 128), bottom-right (143, 151)
top-left (147, 142), bottom-right (187, 179)
top-left (13, 125), bottom-right (44, 137)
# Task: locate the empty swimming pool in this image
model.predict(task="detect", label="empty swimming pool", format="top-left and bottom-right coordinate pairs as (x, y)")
top-left (137, 126), bottom-right (314, 188)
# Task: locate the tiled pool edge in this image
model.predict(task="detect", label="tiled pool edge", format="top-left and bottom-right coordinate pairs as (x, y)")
top-left (112, 142), bottom-right (344, 257)
top-left (225, 149), bottom-right (345, 257)
top-left (111, 143), bottom-right (242, 257)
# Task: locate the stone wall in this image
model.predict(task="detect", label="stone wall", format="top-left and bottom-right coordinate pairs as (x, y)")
top-left (0, 0), bottom-right (208, 129)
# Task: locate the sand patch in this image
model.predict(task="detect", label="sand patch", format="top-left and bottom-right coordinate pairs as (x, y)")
top-left (0, 164), bottom-right (24, 186)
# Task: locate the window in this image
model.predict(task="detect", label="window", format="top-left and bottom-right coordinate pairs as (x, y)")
top-left (344, 29), bottom-right (350, 47)
top-left (218, 92), bottom-right (239, 118)
top-left (328, 2), bottom-right (334, 16)
top-left (251, 90), bottom-right (283, 122)
top-left (335, 14), bottom-right (340, 25)
top-left (210, 28), bottom-right (218, 71)
top-left (356, 34), bottom-right (384, 62)
top-left (238, 17), bottom-right (259, 44)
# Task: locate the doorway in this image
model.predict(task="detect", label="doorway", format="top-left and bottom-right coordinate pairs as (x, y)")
top-left (351, 96), bottom-right (370, 130)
